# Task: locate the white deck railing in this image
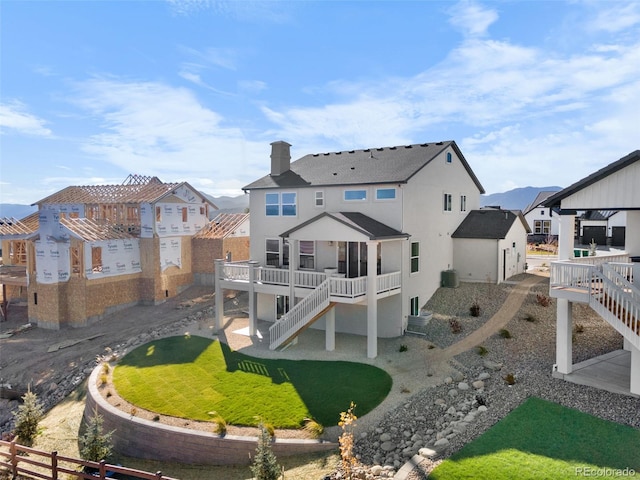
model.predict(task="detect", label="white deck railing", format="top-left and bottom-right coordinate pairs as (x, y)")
top-left (269, 279), bottom-right (330, 350)
top-left (550, 262), bottom-right (594, 290)
top-left (589, 270), bottom-right (640, 349)
top-left (602, 263), bottom-right (640, 302)
top-left (219, 263), bottom-right (400, 300)
top-left (568, 252), bottom-right (629, 265)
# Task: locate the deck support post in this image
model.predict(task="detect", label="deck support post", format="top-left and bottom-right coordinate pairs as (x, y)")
top-left (248, 261), bottom-right (259, 336)
top-left (366, 241), bottom-right (378, 359)
top-left (556, 298), bottom-right (573, 374)
top-left (325, 306), bottom-right (335, 351)
top-left (558, 211), bottom-right (576, 260)
top-left (630, 345), bottom-right (640, 396)
top-left (214, 259), bottom-right (224, 332)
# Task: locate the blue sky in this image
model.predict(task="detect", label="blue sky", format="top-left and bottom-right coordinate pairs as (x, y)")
top-left (1, 0), bottom-right (639, 205)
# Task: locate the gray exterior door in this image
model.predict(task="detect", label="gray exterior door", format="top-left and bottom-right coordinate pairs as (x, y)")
top-left (582, 226), bottom-right (607, 246)
top-left (611, 226), bottom-right (626, 247)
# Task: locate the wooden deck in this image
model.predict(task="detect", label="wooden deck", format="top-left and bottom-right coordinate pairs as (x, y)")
top-left (552, 349), bottom-right (637, 398)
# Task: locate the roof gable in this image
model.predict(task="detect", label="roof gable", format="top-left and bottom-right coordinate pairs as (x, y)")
top-left (452, 209), bottom-right (529, 239)
top-left (243, 141), bottom-right (484, 193)
top-left (280, 212), bottom-right (409, 241)
top-left (193, 213), bottom-right (250, 239)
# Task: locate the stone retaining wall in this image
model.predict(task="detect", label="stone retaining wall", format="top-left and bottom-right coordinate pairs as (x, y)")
top-left (84, 366), bottom-right (337, 465)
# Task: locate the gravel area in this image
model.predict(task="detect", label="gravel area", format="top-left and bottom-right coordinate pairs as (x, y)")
top-left (339, 274), bottom-right (640, 479)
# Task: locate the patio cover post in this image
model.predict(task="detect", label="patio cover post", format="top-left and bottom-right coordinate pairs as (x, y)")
top-left (214, 259), bottom-right (224, 332)
top-left (248, 261), bottom-right (259, 336)
top-left (367, 240), bottom-right (378, 359)
top-left (289, 239), bottom-right (297, 307)
top-left (556, 298), bottom-right (573, 374)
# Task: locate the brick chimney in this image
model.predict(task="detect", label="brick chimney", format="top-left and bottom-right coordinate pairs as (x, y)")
top-left (270, 141), bottom-right (291, 176)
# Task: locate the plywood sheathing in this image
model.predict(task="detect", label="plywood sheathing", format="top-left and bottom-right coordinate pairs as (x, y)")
top-left (0, 212), bottom-right (39, 236)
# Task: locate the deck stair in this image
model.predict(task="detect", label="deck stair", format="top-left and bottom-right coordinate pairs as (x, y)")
top-left (269, 279), bottom-right (334, 350)
top-left (588, 266), bottom-right (640, 349)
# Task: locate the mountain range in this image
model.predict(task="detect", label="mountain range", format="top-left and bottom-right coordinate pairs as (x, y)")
top-left (0, 186), bottom-right (560, 220)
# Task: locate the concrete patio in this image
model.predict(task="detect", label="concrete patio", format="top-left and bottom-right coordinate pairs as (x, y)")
top-left (553, 349), bottom-right (637, 398)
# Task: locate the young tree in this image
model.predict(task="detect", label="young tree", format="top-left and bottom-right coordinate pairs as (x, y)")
top-left (12, 389), bottom-right (44, 447)
top-left (250, 423), bottom-right (281, 480)
top-left (80, 407), bottom-right (114, 461)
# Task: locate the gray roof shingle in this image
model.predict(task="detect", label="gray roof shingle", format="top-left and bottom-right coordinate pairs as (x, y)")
top-left (243, 141), bottom-right (485, 193)
top-left (280, 212), bottom-right (409, 241)
top-left (452, 209), bottom-right (530, 239)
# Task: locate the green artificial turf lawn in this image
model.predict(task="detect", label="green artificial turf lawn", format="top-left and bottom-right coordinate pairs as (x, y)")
top-left (429, 397), bottom-right (640, 480)
top-left (112, 335), bottom-right (392, 428)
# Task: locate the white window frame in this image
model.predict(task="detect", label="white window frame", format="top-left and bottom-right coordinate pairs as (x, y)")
top-left (344, 189), bottom-right (367, 201)
top-left (460, 195), bottom-right (467, 212)
top-left (375, 187), bottom-right (396, 200)
top-left (315, 191), bottom-right (324, 208)
top-left (410, 296), bottom-right (419, 316)
top-left (299, 240), bottom-right (315, 270)
top-left (410, 242), bottom-right (419, 273)
top-left (281, 192), bottom-right (297, 216)
top-left (443, 193), bottom-right (452, 212)
top-left (265, 238), bottom-right (281, 267)
top-left (266, 193), bottom-right (280, 217)
top-left (446, 152), bottom-right (452, 163)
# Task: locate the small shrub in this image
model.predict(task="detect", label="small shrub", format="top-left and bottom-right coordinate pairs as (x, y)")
top-left (152, 414), bottom-right (160, 422)
top-left (574, 323), bottom-right (585, 333)
top-left (499, 328), bottom-right (512, 339)
top-left (400, 386), bottom-right (411, 393)
top-left (250, 423), bottom-right (281, 480)
top-left (469, 301), bottom-right (481, 317)
top-left (12, 389), bottom-right (44, 447)
top-left (524, 313), bottom-right (537, 323)
top-left (129, 406), bottom-right (137, 418)
top-left (338, 402), bottom-right (359, 480)
top-left (101, 362), bottom-right (110, 374)
top-left (209, 411), bottom-right (227, 436)
top-left (303, 418), bottom-right (324, 438)
top-left (504, 373), bottom-right (516, 385)
top-left (106, 391), bottom-right (112, 398)
top-left (399, 344), bottom-right (408, 352)
top-left (99, 373), bottom-right (108, 386)
top-left (449, 318), bottom-right (463, 334)
top-left (427, 344), bottom-right (435, 350)
top-left (476, 345), bottom-right (488, 356)
top-left (536, 293), bottom-right (550, 307)
top-left (80, 407), bottom-right (114, 461)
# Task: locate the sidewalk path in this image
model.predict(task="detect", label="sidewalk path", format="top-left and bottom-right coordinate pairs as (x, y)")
top-left (439, 275), bottom-right (546, 359)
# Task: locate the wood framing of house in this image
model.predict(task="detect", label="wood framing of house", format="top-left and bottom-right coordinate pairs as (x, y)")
top-left (192, 213), bottom-right (250, 285)
top-left (0, 176), bottom-right (220, 329)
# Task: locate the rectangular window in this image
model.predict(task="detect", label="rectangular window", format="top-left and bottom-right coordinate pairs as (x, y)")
top-left (315, 191), bottom-right (324, 207)
top-left (155, 206), bottom-right (161, 222)
top-left (299, 240), bottom-right (315, 270)
top-left (265, 193), bottom-right (279, 216)
top-left (182, 207), bottom-right (188, 222)
top-left (534, 220), bottom-right (551, 235)
top-left (443, 193), bottom-right (452, 212)
top-left (446, 152), bottom-right (453, 163)
top-left (376, 188), bottom-right (396, 200)
top-left (460, 195), bottom-right (467, 212)
top-left (91, 246), bottom-right (102, 273)
top-left (281, 192), bottom-right (297, 216)
top-left (410, 242), bottom-right (419, 273)
top-left (543, 220), bottom-right (551, 234)
top-left (200, 206), bottom-right (206, 215)
top-left (276, 295), bottom-right (290, 320)
top-left (344, 189), bottom-right (367, 201)
top-left (410, 296), bottom-right (419, 316)
top-left (266, 239), bottom-right (280, 267)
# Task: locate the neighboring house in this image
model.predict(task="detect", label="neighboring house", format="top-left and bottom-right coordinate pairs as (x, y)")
top-left (577, 210), bottom-right (627, 247)
top-left (544, 150), bottom-right (640, 395)
top-left (216, 140), bottom-right (485, 358)
top-left (452, 208), bottom-right (530, 284)
top-left (0, 175), bottom-right (217, 329)
top-left (523, 191), bottom-right (560, 244)
top-left (192, 212), bottom-right (250, 286)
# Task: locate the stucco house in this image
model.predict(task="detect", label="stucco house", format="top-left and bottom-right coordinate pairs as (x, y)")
top-left (0, 175), bottom-right (217, 328)
top-left (544, 150), bottom-right (640, 395)
top-left (452, 208), bottom-right (530, 284)
top-left (216, 140), bottom-right (485, 358)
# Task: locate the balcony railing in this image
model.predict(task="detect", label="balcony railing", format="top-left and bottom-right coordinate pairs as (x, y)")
top-left (219, 263), bottom-right (400, 299)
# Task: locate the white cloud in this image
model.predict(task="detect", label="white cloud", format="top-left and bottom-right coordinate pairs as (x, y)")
top-left (447, 0), bottom-right (498, 38)
top-left (70, 77), bottom-right (269, 194)
top-left (586, 1), bottom-right (640, 33)
top-left (167, 0), bottom-right (292, 23)
top-left (0, 101), bottom-right (52, 137)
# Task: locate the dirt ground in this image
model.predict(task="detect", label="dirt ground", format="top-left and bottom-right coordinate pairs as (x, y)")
top-left (0, 285), bottom-right (238, 432)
